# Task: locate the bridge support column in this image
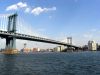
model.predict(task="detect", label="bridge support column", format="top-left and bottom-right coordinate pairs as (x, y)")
top-left (4, 13), bottom-right (18, 54)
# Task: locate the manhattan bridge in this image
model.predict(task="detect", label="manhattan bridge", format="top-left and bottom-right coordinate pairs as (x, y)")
top-left (0, 13), bottom-right (79, 54)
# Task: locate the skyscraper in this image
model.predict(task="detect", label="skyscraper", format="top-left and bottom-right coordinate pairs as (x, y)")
top-left (88, 41), bottom-right (97, 51)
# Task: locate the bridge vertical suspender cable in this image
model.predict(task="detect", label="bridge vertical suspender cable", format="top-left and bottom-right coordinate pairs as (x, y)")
top-left (3, 15), bottom-right (7, 31)
top-left (0, 16), bottom-right (3, 30)
top-left (0, 15), bottom-right (8, 31)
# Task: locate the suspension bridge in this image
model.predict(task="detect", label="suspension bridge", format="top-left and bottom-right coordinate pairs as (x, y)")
top-left (0, 13), bottom-right (79, 54)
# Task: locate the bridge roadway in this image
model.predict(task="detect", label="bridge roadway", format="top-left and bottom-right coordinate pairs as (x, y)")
top-left (0, 30), bottom-right (78, 48)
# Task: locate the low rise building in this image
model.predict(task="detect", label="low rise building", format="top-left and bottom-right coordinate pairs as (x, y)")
top-left (54, 46), bottom-right (61, 52)
top-left (23, 48), bottom-right (31, 53)
top-left (32, 48), bottom-right (40, 52)
top-left (53, 45), bottom-right (65, 52)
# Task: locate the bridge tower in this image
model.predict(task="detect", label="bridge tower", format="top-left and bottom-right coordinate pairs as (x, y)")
top-left (4, 13), bottom-right (18, 54)
top-left (67, 37), bottom-right (72, 45)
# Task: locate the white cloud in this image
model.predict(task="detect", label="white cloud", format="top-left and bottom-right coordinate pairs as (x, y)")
top-left (25, 7), bottom-right (31, 13)
top-left (6, 2), bottom-right (56, 16)
top-left (6, 2), bottom-right (27, 11)
top-left (31, 7), bottom-right (56, 16)
top-left (6, 4), bottom-right (18, 11)
top-left (17, 2), bottom-right (27, 8)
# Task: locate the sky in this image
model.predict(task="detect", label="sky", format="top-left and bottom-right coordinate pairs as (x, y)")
top-left (0, 0), bottom-right (100, 49)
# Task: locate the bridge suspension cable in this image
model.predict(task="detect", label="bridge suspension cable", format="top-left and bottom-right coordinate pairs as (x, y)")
top-left (0, 15), bottom-right (8, 31)
top-left (17, 16), bottom-right (36, 35)
top-left (0, 14), bottom-right (39, 36)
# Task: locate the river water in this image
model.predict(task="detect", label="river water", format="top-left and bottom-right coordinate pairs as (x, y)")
top-left (0, 51), bottom-right (100, 75)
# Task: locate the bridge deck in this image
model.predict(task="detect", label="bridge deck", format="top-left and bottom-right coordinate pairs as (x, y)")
top-left (0, 30), bottom-right (78, 48)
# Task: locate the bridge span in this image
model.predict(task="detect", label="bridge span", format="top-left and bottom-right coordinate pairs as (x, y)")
top-left (0, 13), bottom-right (79, 54)
top-left (0, 30), bottom-right (78, 48)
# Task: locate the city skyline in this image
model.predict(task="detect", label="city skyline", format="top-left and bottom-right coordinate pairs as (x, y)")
top-left (0, 0), bottom-right (100, 49)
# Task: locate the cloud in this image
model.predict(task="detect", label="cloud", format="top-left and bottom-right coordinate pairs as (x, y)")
top-left (6, 4), bottom-right (18, 11)
top-left (31, 7), bottom-right (56, 16)
top-left (6, 2), bottom-right (56, 16)
top-left (17, 2), bottom-right (27, 8)
top-left (6, 2), bottom-right (27, 11)
top-left (25, 7), bottom-right (31, 13)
